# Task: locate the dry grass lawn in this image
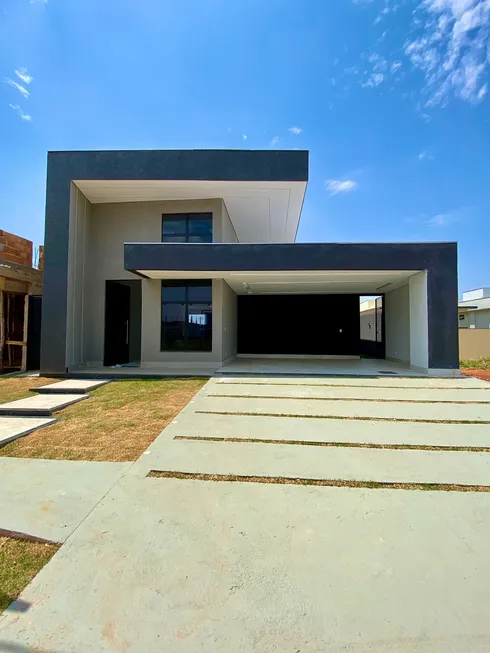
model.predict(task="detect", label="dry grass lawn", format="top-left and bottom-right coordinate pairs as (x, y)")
top-left (0, 375), bottom-right (52, 404)
top-left (0, 378), bottom-right (206, 462)
top-left (0, 537), bottom-right (59, 612)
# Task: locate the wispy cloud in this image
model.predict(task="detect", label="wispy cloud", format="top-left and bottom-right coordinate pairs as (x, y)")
top-left (270, 136), bottom-right (280, 147)
top-left (325, 179), bottom-right (359, 195)
top-left (288, 126), bottom-right (302, 135)
top-left (15, 68), bottom-right (33, 85)
top-left (9, 104), bottom-right (32, 121)
top-left (242, 134), bottom-right (247, 141)
top-left (362, 73), bottom-right (385, 87)
top-left (405, 0), bottom-right (490, 106)
top-left (30, 0), bottom-right (48, 4)
top-left (5, 78), bottom-right (30, 99)
top-left (418, 151), bottom-right (435, 160)
top-left (427, 207), bottom-right (468, 227)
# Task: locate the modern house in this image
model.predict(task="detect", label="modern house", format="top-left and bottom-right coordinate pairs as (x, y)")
top-left (458, 289), bottom-right (490, 329)
top-left (458, 288), bottom-right (490, 361)
top-left (40, 149), bottom-right (459, 377)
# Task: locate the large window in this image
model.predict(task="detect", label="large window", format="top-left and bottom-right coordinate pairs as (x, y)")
top-left (161, 281), bottom-right (212, 351)
top-left (162, 213), bottom-right (212, 243)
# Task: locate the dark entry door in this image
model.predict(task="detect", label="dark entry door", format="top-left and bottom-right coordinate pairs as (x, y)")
top-left (104, 281), bottom-right (131, 366)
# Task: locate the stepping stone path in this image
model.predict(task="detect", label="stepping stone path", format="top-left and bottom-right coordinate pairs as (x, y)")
top-left (0, 417), bottom-right (56, 447)
top-left (32, 379), bottom-right (110, 394)
top-left (0, 378), bottom-right (111, 446)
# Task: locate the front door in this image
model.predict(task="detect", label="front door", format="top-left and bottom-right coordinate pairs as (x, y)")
top-left (104, 281), bottom-right (131, 366)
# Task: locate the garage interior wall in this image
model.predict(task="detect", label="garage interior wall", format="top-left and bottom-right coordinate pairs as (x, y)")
top-left (237, 294), bottom-right (360, 356)
top-left (384, 285), bottom-right (410, 365)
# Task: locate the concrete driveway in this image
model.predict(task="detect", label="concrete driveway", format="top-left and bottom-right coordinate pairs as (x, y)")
top-left (2, 373), bottom-right (490, 652)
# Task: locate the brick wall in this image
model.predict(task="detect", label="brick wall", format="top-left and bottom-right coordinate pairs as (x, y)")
top-left (0, 230), bottom-right (33, 267)
top-left (38, 245), bottom-right (44, 271)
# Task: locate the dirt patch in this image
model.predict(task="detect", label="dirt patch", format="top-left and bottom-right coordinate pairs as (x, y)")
top-left (462, 369), bottom-right (490, 383)
top-left (0, 378), bottom-right (206, 462)
top-left (0, 536), bottom-right (59, 612)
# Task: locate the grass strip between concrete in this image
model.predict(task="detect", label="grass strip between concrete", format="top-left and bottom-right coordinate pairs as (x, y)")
top-left (217, 382), bottom-right (490, 391)
top-left (174, 435), bottom-right (490, 453)
top-left (147, 470), bottom-right (490, 493)
top-left (207, 393), bottom-right (490, 405)
top-left (195, 410), bottom-right (490, 425)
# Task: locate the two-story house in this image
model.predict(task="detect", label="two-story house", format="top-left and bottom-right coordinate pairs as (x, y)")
top-left (40, 149), bottom-right (459, 377)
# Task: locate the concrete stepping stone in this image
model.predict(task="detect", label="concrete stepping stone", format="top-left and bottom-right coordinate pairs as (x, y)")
top-left (32, 379), bottom-right (110, 394)
top-left (0, 394), bottom-right (89, 417)
top-left (0, 417), bottom-right (56, 447)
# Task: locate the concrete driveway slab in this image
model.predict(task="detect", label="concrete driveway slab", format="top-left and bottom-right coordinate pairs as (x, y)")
top-left (1, 476), bottom-right (490, 652)
top-left (32, 379), bottom-right (111, 394)
top-left (0, 417), bottom-right (56, 447)
top-left (209, 384), bottom-right (490, 403)
top-left (199, 395), bottom-right (490, 422)
top-left (164, 412), bottom-right (490, 448)
top-left (137, 438), bottom-right (490, 486)
top-left (0, 393), bottom-right (89, 416)
top-left (0, 458), bottom-right (131, 542)
top-left (216, 375), bottom-right (490, 388)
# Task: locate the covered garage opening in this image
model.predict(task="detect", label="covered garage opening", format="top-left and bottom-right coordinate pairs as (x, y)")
top-left (237, 294), bottom-right (361, 357)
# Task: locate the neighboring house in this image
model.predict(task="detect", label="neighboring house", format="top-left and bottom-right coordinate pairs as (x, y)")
top-left (0, 230), bottom-right (43, 373)
top-left (458, 289), bottom-right (490, 328)
top-left (458, 288), bottom-right (490, 360)
top-left (40, 149), bottom-right (459, 377)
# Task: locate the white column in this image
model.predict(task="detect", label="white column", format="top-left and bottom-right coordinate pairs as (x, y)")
top-left (409, 270), bottom-right (429, 371)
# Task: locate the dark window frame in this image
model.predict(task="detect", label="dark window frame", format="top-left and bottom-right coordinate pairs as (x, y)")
top-left (161, 280), bottom-right (213, 352)
top-left (161, 212), bottom-right (213, 243)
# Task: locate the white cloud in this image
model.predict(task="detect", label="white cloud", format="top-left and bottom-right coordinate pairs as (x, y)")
top-left (15, 68), bottom-right (33, 85)
top-left (362, 72), bottom-right (385, 87)
top-left (6, 78), bottom-right (30, 98)
top-left (405, 0), bottom-right (490, 105)
top-left (325, 179), bottom-right (359, 195)
top-left (9, 104), bottom-right (32, 121)
top-left (270, 136), bottom-right (280, 147)
top-left (288, 126), bottom-right (302, 135)
top-left (418, 151), bottom-right (436, 160)
top-left (427, 208), bottom-right (467, 226)
top-left (30, 0), bottom-right (48, 4)
top-left (391, 61), bottom-right (402, 74)
top-left (242, 134), bottom-right (247, 141)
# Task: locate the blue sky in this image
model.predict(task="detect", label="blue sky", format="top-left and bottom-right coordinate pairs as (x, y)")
top-left (1, 0), bottom-right (489, 295)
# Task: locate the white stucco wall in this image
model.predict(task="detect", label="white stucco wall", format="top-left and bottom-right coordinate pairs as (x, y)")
top-left (384, 285), bottom-right (410, 364)
top-left (409, 270), bottom-right (429, 371)
top-left (67, 194), bottom-right (237, 368)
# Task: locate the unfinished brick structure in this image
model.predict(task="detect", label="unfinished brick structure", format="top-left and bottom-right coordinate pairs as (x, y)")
top-left (0, 230), bottom-right (34, 267)
top-left (0, 231), bottom-right (43, 372)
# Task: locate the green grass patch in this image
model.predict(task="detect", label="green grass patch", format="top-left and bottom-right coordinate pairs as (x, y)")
top-left (0, 378), bottom-right (206, 462)
top-left (0, 537), bottom-right (59, 612)
top-left (460, 358), bottom-right (490, 370)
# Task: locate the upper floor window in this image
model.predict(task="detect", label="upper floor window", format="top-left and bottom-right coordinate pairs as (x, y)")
top-left (162, 213), bottom-right (212, 243)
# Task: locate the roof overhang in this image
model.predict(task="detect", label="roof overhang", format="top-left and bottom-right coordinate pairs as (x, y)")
top-left (124, 242), bottom-right (449, 294)
top-left (74, 179), bottom-right (306, 243)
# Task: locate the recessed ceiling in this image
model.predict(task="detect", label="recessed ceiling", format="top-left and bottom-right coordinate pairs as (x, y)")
top-left (133, 269), bottom-right (417, 294)
top-left (73, 179), bottom-right (306, 243)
